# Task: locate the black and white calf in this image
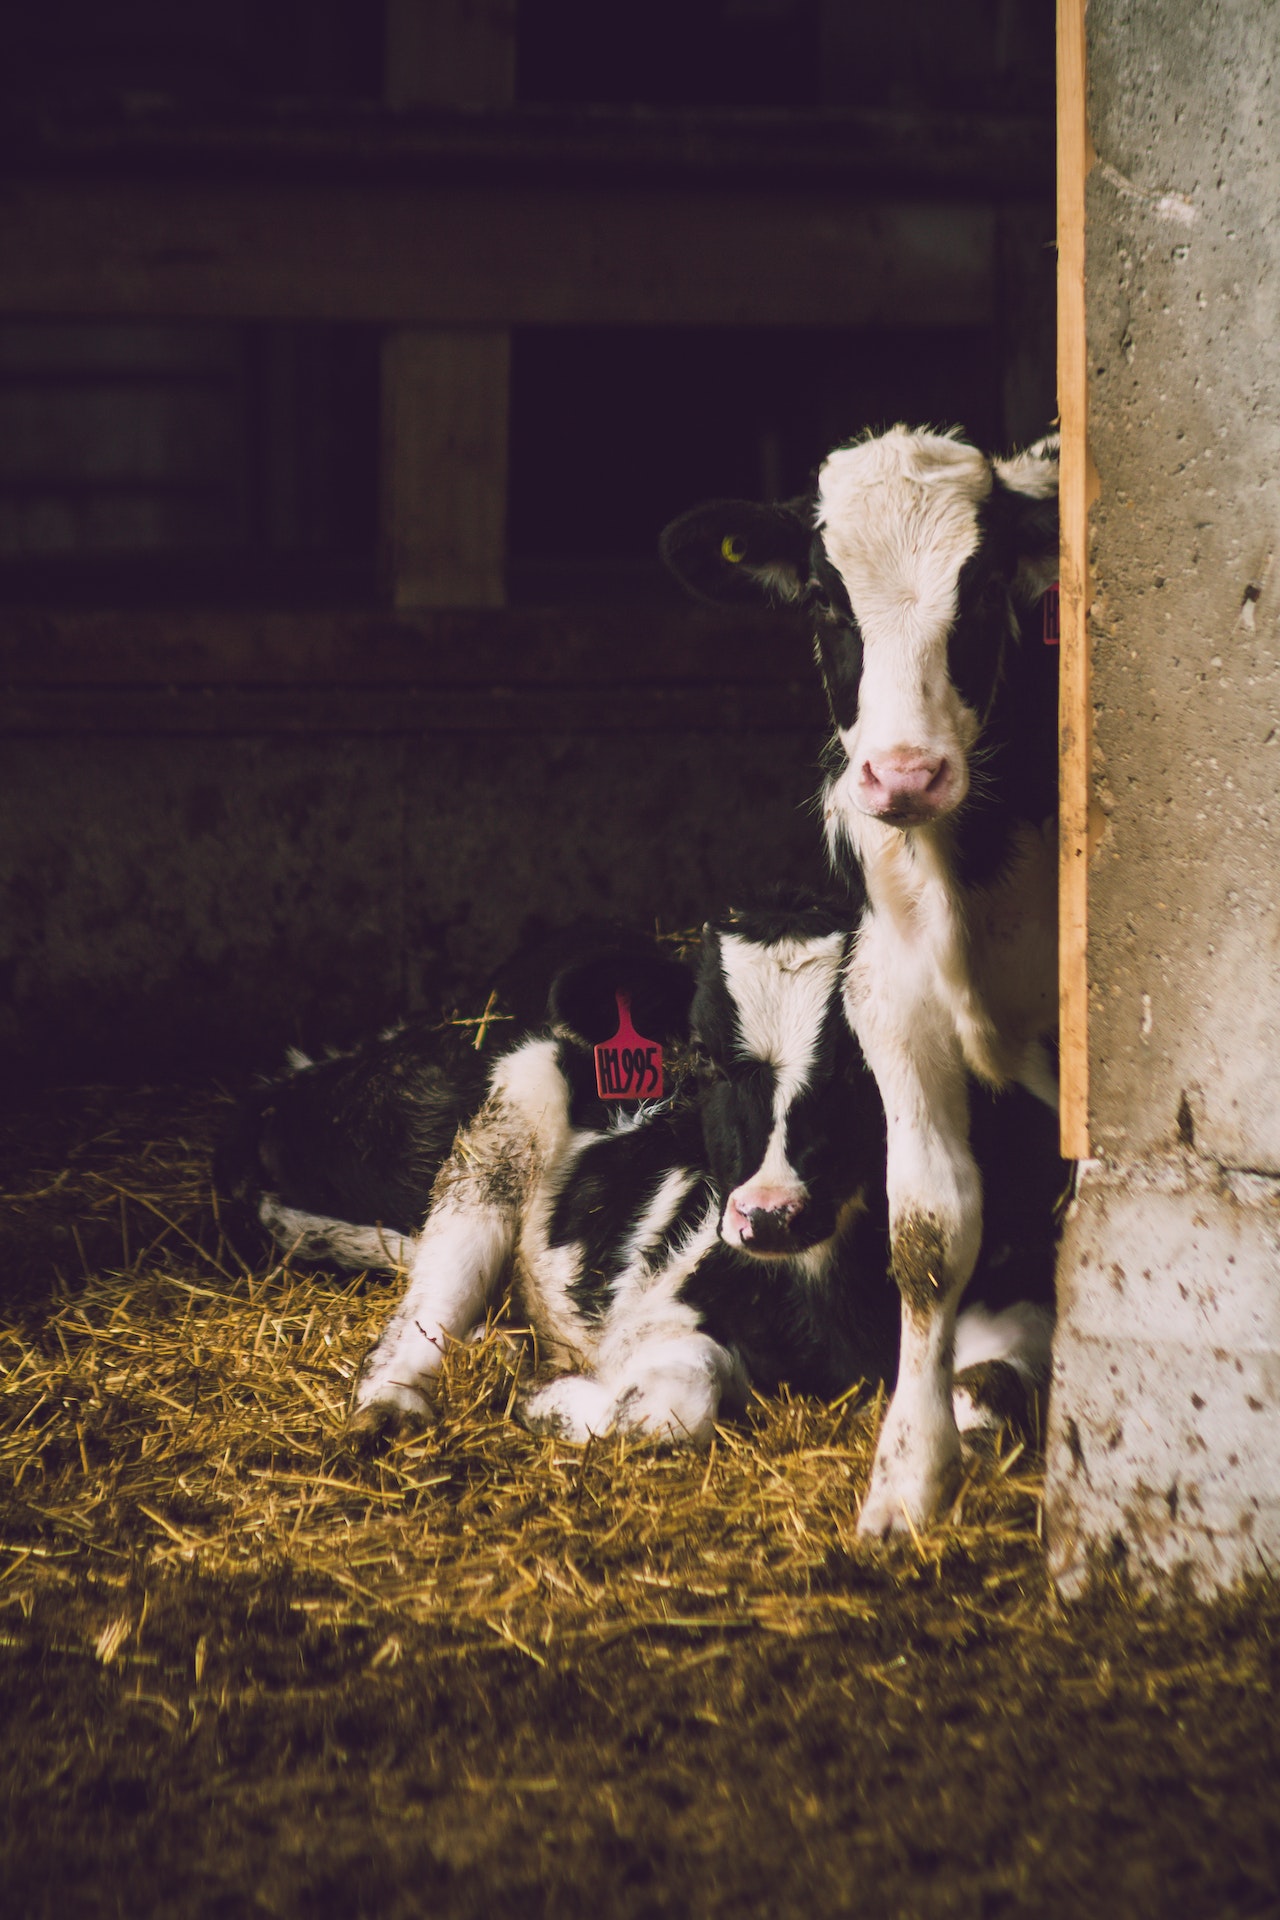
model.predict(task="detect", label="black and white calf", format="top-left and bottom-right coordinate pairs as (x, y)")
top-left (661, 427), bottom-right (1061, 1531)
top-left (229, 901), bottom-right (1056, 1452)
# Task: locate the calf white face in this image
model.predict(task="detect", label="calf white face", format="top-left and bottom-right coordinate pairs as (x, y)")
top-left (693, 905), bottom-right (880, 1259)
top-left (815, 430), bottom-right (991, 827)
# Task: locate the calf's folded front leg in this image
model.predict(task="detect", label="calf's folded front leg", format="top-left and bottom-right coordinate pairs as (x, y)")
top-left (520, 1334), bottom-right (744, 1448)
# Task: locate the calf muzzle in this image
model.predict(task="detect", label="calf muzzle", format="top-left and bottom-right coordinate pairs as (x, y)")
top-left (857, 753), bottom-right (958, 824)
top-left (724, 1187), bottom-right (807, 1255)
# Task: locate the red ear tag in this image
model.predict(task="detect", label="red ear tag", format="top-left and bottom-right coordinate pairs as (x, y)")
top-left (594, 992), bottom-right (664, 1102)
top-left (1042, 580), bottom-right (1060, 645)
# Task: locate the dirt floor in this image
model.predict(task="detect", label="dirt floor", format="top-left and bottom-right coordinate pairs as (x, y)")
top-left (1, 1085), bottom-right (1278, 1920)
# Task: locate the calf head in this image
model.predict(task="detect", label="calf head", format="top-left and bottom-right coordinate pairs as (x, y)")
top-left (692, 898), bottom-right (883, 1258)
top-left (661, 428), bottom-right (1059, 831)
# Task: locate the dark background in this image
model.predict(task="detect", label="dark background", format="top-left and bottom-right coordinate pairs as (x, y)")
top-left (0, 0), bottom-right (1056, 1078)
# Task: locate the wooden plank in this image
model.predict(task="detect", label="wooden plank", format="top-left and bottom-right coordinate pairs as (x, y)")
top-left (379, 3), bottom-right (514, 608)
top-left (4, 106), bottom-right (1055, 196)
top-left (380, 326), bottom-right (506, 607)
top-left (385, 0), bottom-right (516, 110)
top-left (0, 604), bottom-right (811, 687)
top-left (0, 181), bottom-right (995, 327)
top-left (0, 682), bottom-right (825, 736)
top-left (1057, 0), bottom-right (1094, 1159)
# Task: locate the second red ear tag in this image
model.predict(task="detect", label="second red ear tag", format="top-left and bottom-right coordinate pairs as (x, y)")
top-left (594, 992), bottom-right (664, 1101)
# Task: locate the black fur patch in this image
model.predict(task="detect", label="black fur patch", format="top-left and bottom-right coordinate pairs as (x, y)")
top-left (549, 944), bottom-right (695, 1051)
top-left (658, 497), bottom-right (813, 606)
top-left (547, 1104), bottom-right (705, 1325)
top-left (679, 1216), bottom-right (898, 1401)
top-left (807, 541), bottom-right (864, 732)
top-left (217, 1022), bottom-right (488, 1237)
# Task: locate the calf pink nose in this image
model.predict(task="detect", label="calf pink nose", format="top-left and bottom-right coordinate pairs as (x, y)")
top-left (725, 1186), bottom-right (805, 1245)
top-left (858, 753), bottom-right (954, 819)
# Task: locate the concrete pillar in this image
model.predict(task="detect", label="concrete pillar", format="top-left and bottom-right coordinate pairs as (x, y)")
top-left (1045, 0), bottom-right (1280, 1595)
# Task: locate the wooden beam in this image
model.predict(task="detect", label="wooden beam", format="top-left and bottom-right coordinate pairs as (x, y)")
top-left (385, 0), bottom-right (516, 110)
top-left (0, 181), bottom-right (996, 327)
top-left (0, 605), bottom-right (812, 688)
top-left (0, 603), bottom-right (823, 732)
top-left (1057, 0), bottom-right (1094, 1158)
top-left (379, 2), bottom-right (515, 608)
top-left (0, 684), bottom-right (824, 736)
top-left (379, 319), bottom-right (510, 609)
top-left (1, 106), bottom-right (1056, 196)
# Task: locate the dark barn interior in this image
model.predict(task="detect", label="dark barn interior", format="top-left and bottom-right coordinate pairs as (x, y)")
top-left (0, 0), bottom-right (1057, 1081)
top-left (6, 9), bottom-right (1277, 1918)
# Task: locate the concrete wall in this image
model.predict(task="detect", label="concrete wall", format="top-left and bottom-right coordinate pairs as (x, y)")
top-left (0, 728), bottom-right (828, 1082)
top-left (1046, 0), bottom-right (1280, 1594)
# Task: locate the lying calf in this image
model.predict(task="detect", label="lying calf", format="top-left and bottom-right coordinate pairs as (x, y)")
top-left (230, 901), bottom-right (1057, 1456)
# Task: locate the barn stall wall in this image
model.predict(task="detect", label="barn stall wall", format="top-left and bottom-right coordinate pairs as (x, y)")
top-left (0, 1), bottom-right (1055, 1086)
top-left (1045, 0), bottom-right (1280, 1595)
top-left (0, 612), bottom-right (830, 1078)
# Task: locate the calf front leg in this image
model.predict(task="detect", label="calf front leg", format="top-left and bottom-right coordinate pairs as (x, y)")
top-left (349, 1195), bottom-right (513, 1435)
top-left (854, 1033), bottom-right (982, 1537)
top-left (350, 1041), bottom-right (571, 1436)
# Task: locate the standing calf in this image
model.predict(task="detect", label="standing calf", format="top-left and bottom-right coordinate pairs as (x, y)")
top-left (661, 428), bottom-right (1061, 1529)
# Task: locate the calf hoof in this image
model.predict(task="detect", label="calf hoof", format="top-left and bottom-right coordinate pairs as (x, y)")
top-left (855, 1433), bottom-right (962, 1540)
top-left (347, 1385), bottom-right (434, 1449)
top-left (518, 1375), bottom-right (614, 1444)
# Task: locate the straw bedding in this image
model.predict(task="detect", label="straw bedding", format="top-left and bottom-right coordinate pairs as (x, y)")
top-left (1, 1079), bottom-right (1277, 1919)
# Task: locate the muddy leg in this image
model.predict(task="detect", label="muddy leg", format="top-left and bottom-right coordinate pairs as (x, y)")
top-left (853, 1044), bottom-right (982, 1536)
top-left (350, 1041), bottom-right (571, 1436)
top-left (350, 1197), bottom-right (512, 1435)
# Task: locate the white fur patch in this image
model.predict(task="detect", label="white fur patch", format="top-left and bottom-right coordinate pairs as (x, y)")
top-left (258, 1196), bottom-right (411, 1271)
top-left (952, 1300), bottom-right (1055, 1435)
top-left (857, 1299), bottom-right (963, 1536)
top-left (353, 1036), bottom-right (572, 1421)
top-left (954, 1301), bottom-right (1054, 1383)
top-left (719, 930), bottom-right (847, 1192)
top-left (616, 1166), bottom-right (701, 1280)
top-left (522, 1333), bottom-right (742, 1448)
top-left (817, 428), bottom-right (990, 640)
top-left (353, 1198), bottom-right (512, 1416)
top-left (490, 1035), bottom-right (574, 1133)
top-left (993, 433), bottom-right (1060, 500)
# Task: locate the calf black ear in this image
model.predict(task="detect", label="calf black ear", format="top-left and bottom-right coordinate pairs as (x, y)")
top-left (549, 945), bottom-right (697, 1047)
top-left (659, 498), bottom-right (814, 606)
